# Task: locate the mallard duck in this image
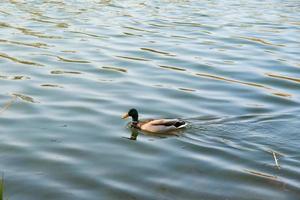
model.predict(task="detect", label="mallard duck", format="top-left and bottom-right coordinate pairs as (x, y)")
top-left (122, 108), bottom-right (187, 134)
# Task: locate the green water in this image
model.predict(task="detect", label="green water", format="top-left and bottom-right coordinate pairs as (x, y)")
top-left (1, 0), bottom-right (300, 199)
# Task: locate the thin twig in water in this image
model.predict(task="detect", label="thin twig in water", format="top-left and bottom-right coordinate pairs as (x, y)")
top-left (0, 95), bottom-right (16, 115)
top-left (245, 169), bottom-right (277, 180)
top-left (273, 151), bottom-right (280, 169)
top-left (267, 149), bottom-right (285, 157)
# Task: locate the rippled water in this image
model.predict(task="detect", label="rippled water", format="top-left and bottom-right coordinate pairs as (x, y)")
top-left (1, 0), bottom-right (300, 199)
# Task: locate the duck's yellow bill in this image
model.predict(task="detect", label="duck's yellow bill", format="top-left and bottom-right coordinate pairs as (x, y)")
top-left (122, 113), bottom-right (129, 119)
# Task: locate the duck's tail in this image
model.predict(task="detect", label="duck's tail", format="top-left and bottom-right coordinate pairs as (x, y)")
top-left (174, 120), bottom-right (187, 128)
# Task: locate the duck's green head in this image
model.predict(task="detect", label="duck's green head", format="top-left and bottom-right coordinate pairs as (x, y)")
top-left (122, 108), bottom-right (139, 122)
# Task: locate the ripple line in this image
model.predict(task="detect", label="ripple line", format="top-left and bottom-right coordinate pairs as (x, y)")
top-left (102, 66), bottom-right (127, 73)
top-left (57, 56), bottom-right (90, 64)
top-left (239, 36), bottom-right (285, 47)
top-left (40, 84), bottom-right (63, 88)
top-left (116, 56), bottom-right (149, 61)
top-left (0, 52), bottom-right (43, 66)
top-left (0, 74), bottom-right (30, 80)
top-left (0, 39), bottom-right (49, 48)
top-left (31, 18), bottom-right (69, 28)
top-left (12, 93), bottom-right (39, 103)
top-left (69, 31), bottom-right (108, 39)
top-left (195, 72), bottom-right (271, 89)
top-left (159, 65), bottom-right (186, 71)
top-left (123, 26), bottom-right (156, 33)
top-left (51, 70), bottom-right (82, 75)
top-left (39, 53), bottom-right (89, 63)
top-left (141, 48), bottom-right (175, 56)
top-left (266, 73), bottom-right (300, 83)
top-left (0, 21), bottom-right (62, 39)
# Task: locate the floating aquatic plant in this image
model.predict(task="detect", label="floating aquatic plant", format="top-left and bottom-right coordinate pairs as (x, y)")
top-left (0, 175), bottom-right (3, 200)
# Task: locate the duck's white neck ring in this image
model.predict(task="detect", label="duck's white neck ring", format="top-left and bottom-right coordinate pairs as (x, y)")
top-left (131, 121), bottom-right (139, 128)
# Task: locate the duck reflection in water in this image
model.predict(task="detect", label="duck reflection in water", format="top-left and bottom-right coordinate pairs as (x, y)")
top-left (128, 128), bottom-right (139, 140)
top-left (124, 127), bottom-right (177, 141)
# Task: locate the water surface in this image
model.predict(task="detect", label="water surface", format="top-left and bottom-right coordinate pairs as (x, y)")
top-left (0, 0), bottom-right (300, 199)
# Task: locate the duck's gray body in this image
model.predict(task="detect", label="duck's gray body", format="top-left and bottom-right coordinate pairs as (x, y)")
top-left (134, 119), bottom-right (187, 134)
